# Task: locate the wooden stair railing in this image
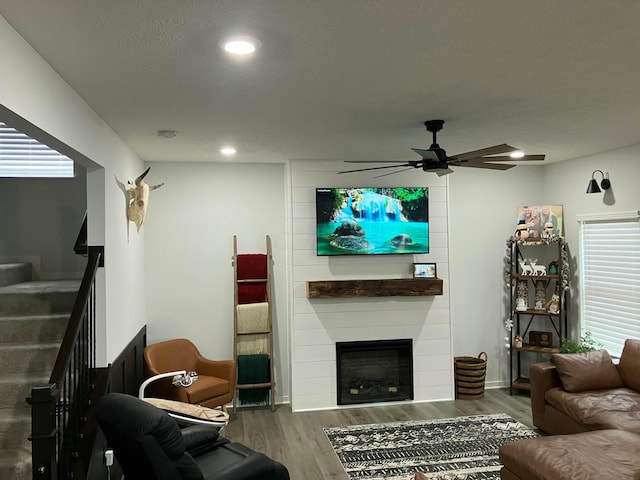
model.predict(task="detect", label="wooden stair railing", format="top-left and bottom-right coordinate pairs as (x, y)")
top-left (28, 246), bottom-right (104, 480)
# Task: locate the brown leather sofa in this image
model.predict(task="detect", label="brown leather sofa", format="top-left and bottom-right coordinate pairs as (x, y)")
top-left (499, 339), bottom-right (640, 480)
top-left (530, 339), bottom-right (640, 436)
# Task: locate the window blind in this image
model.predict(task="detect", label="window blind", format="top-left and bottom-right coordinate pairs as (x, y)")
top-left (578, 212), bottom-right (640, 357)
top-left (0, 122), bottom-right (74, 177)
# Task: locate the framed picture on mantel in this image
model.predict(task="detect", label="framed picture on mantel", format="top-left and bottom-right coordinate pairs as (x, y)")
top-left (413, 262), bottom-right (437, 279)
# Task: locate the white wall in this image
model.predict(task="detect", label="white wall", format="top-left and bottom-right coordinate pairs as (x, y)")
top-left (0, 15), bottom-right (146, 363)
top-left (143, 162), bottom-right (290, 403)
top-left (448, 166), bottom-right (544, 387)
top-left (289, 161), bottom-right (451, 411)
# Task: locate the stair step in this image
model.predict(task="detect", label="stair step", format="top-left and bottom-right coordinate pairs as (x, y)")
top-left (0, 263), bottom-right (32, 288)
top-left (0, 314), bottom-right (69, 345)
top-left (0, 280), bottom-right (80, 315)
top-left (0, 409), bottom-right (30, 450)
top-left (0, 447), bottom-right (31, 480)
top-left (0, 373), bottom-right (49, 410)
top-left (0, 343), bottom-right (61, 376)
top-left (0, 270), bottom-right (77, 480)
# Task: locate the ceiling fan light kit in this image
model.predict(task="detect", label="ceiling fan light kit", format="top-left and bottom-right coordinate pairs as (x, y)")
top-left (221, 36), bottom-right (261, 55)
top-left (338, 120), bottom-right (545, 176)
top-left (220, 146), bottom-right (237, 155)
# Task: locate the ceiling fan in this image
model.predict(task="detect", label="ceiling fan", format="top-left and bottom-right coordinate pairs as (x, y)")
top-left (338, 120), bottom-right (545, 177)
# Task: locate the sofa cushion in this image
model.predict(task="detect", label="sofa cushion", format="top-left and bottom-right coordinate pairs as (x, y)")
top-left (551, 350), bottom-right (623, 392)
top-left (499, 429), bottom-right (640, 480)
top-left (545, 386), bottom-right (640, 433)
top-left (618, 339), bottom-right (640, 392)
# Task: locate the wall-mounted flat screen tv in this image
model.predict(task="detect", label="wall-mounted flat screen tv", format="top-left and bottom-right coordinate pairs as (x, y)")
top-left (315, 187), bottom-right (429, 256)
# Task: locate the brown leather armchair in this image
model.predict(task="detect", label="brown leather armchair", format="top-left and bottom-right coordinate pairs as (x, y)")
top-left (143, 338), bottom-right (236, 411)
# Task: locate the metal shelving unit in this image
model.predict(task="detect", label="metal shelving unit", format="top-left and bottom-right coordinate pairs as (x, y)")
top-left (506, 237), bottom-right (568, 394)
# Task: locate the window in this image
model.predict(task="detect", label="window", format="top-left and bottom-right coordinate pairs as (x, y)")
top-left (0, 122), bottom-right (74, 177)
top-left (578, 211), bottom-right (640, 357)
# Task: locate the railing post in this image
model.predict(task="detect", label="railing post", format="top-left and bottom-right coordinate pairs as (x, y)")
top-left (28, 384), bottom-right (59, 480)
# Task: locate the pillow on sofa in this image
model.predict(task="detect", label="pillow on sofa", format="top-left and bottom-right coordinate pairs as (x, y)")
top-left (551, 350), bottom-right (623, 393)
top-left (618, 339), bottom-right (640, 391)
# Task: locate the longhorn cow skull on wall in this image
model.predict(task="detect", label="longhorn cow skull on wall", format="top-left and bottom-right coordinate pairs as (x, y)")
top-left (127, 167), bottom-right (164, 232)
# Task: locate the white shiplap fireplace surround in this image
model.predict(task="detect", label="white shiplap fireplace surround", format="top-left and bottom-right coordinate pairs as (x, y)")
top-left (289, 161), bottom-right (453, 412)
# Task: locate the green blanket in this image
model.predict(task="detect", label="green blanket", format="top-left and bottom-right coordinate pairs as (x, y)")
top-left (237, 354), bottom-right (271, 405)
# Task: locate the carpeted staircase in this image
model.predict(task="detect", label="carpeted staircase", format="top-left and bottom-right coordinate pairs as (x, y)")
top-left (0, 263), bottom-right (80, 480)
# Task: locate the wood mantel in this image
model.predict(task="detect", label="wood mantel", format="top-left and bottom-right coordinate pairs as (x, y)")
top-left (306, 278), bottom-right (443, 298)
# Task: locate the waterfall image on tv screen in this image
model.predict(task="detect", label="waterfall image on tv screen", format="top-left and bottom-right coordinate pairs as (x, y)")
top-left (315, 187), bottom-right (429, 256)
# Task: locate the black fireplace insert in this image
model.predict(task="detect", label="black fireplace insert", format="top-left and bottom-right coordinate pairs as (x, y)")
top-left (336, 339), bottom-right (413, 405)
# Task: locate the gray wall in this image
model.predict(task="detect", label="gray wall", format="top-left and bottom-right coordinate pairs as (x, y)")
top-left (0, 166), bottom-right (87, 279)
top-left (1, 13), bottom-right (148, 364)
top-left (143, 161), bottom-right (290, 403)
top-left (543, 144), bottom-right (640, 340)
top-left (448, 165), bottom-right (544, 386)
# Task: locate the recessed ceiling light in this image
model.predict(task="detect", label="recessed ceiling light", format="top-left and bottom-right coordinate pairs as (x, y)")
top-left (222, 36), bottom-right (260, 55)
top-left (221, 146), bottom-right (237, 155)
top-left (510, 150), bottom-right (525, 159)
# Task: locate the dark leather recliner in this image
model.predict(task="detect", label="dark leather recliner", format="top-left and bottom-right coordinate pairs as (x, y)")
top-left (95, 393), bottom-right (289, 480)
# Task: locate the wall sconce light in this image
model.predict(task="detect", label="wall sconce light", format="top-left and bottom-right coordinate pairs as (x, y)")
top-left (586, 170), bottom-right (611, 194)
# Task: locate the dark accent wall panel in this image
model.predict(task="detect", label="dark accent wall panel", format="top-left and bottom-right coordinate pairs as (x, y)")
top-left (107, 325), bottom-right (147, 395)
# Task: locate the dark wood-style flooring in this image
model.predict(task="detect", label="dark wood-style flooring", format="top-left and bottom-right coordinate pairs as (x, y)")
top-left (223, 389), bottom-right (535, 480)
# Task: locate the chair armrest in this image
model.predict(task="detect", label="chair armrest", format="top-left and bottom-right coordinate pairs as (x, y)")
top-left (530, 362), bottom-right (561, 426)
top-left (195, 357), bottom-right (237, 389)
top-left (181, 425), bottom-right (228, 456)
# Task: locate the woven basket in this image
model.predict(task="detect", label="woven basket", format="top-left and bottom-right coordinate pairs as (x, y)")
top-left (454, 352), bottom-right (488, 400)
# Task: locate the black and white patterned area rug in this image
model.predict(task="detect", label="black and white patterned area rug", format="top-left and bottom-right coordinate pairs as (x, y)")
top-left (323, 413), bottom-right (538, 480)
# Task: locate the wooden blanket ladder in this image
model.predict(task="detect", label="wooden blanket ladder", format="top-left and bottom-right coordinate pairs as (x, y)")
top-left (232, 235), bottom-right (275, 412)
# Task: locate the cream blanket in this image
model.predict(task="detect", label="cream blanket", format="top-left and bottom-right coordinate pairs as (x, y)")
top-left (236, 302), bottom-right (269, 333)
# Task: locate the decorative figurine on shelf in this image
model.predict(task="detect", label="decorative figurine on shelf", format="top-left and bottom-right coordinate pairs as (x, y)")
top-left (515, 279), bottom-right (529, 311)
top-left (544, 292), bottom-right (560, 314)
top-left (534, 280), bottom-right (546, 310)
top-left (514, 220), bottom-right (529, 240)
top-left (518, 259), bottom-right (534, 275)
top-left (541, 222), bottom-right (557, 239)
top-left (548, 260), bottom-right (559, 275)
top-left (514, 335), bottom-right (523, 348)
top-left (529, 258), bottom-right (547, 276)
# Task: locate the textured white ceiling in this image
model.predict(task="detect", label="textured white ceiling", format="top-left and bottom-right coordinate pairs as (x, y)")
top-left (1, 0), bottom-right (640, 166)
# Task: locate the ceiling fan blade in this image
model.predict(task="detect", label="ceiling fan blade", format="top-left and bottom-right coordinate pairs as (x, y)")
top-left (476, 154), bottom-right (546, 162)
top-left (374, 167), bottom-right (416, 178)
top-left (515, 154), bottom-right (545, 161)
top-left (337, 163), bottom-right (414, 174)
top-left (452, 144), bottom-right (517, 161)
top-left (455, 161), bottom-right (515, 170)
top-left (436, 168), bottom-right (455, 177)
top-left (411, 148), bottom-right (441, 162)
top-left (343, 160), bottom-right (415, 164)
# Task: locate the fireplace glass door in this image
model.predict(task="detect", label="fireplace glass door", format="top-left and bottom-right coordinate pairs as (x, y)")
top-left (336, 339), bottom-right (413, 405)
